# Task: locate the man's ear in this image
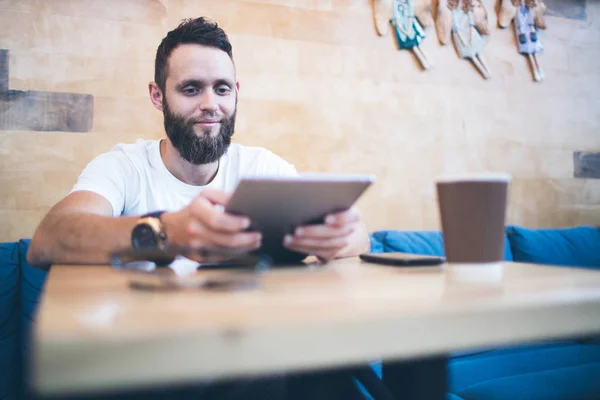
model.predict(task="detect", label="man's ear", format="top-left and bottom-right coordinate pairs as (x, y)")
top-left (149, 82), bottom-right (164, 112)
top-left (236, 81), bottom-right (240, 93)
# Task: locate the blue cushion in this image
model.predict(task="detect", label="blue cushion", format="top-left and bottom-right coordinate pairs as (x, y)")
top-left (18, 239), bottom-right (48, 397)
top-left (370, 230), bottom-right (513, 261)
top-left (0, 242), bottom-right (21, 400)
top-left (19, 239), bottom-right (47, 334)
top-left (456, 362), bottom-right (600, 400)
top-left (449, 343), bottom-right (600, 394)
top-left (370, 230), bottom-right (445, 256)
top-left (507, 226), bottom-right (600, 268)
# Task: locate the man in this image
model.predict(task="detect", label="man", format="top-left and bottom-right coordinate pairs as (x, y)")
top-left (27, 17), bottom-right (370, 268)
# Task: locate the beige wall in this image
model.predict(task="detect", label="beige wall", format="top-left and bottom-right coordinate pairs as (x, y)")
top-left (0, 0), bottom-right (599, 241)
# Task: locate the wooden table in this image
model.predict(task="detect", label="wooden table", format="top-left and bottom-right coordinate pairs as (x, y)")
top-left (34, 259), bottom-right (600, 397)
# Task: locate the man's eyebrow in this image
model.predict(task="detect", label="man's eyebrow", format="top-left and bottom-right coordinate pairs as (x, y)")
top-left (214, 79), bottom-right (235, 88)
top-left (177, 79), bottom-right (204, 89)
top-left (176, 78), bottom-right (235, 90)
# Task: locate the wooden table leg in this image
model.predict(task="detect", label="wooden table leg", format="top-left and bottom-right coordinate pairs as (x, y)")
top-left (382, 355), bottom-right (448, 400)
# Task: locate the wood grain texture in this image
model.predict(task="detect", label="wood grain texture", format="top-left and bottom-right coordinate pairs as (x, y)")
top-left (574, 152), bottom-right (600, 179)
top-left (0, 90), bottom-right (93, 132)
top-left (7, 53), bottom-right (154, 98)
top-left (39, 0), bottom-right (168, 25)
top-left (1, 0), bottom-right (599, 240)
top-left (168, 0), bottom-right (384, 48)
top-left (0, 132), bottom-right (143, 171)
top-left (34, 259), bottom-right (600, 395)
top-left (0, 210), bottom-right (48, 240)
top-left (0, 48), bottom-right (94, 132)
top-left (0, 9), bottom-right (162, 59)
top-left (0, 170), bottom-right (76, 209)
top-left (508, 178), bottom-right (600, 227)
top-left (0, 0), bottom-right (168, 24)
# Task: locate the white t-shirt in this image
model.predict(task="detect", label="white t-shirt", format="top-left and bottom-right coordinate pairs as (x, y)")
top-left (71, 139), bottom-right (298, 217)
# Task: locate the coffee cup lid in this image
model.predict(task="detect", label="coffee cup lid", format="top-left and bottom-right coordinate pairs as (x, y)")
top-left (436, 172), bottom-right (512, 184)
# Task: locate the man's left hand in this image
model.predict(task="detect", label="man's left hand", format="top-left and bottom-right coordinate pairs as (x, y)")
top-left (283, 208), bottom-right (370, 262)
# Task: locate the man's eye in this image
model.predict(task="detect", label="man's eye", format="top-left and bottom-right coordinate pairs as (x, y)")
top-left (183, 87), bottom-right (198, 95)
top-left (216, 86), bottom-right (231, 95)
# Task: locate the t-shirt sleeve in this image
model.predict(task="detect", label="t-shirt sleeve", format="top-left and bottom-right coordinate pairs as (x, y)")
top-left (70, 148), bottom-right (139, 217)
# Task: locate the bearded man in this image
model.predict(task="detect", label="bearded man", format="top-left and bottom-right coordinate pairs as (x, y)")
top-left (28, 17), bottom-right (370, 268)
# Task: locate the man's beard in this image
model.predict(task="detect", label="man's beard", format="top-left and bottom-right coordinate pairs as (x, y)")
top-left (163, 101), bottom-right (236, 165)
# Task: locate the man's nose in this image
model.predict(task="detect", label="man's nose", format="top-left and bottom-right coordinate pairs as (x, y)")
top-left (199, 90), bottom-right (218, 113)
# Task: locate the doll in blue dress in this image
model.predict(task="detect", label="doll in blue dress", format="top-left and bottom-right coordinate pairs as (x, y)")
top-left (373, 0), bottom-right (433, 70)
top-left (391, 0), bottom-right (430, 69)
top-left (499, 0), bottom-right (547, 81)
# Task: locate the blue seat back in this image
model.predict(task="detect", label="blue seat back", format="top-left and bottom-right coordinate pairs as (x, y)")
top-left (506, 226), bottom-right (600, 268)
top-left (0, 239), bottom-right (48, 399)
top-left (370, 230), bottom-right (513, 261)
top-left (0, 242), bottom-right (22, 399)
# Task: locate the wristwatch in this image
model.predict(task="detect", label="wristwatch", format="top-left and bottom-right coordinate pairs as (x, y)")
top-left (131, 211), bottom-right (167, 250)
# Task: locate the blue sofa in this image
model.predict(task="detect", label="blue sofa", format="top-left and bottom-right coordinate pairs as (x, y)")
top-left (2, 227), bottom-right (600, 399)
top-left (370, 225), bottom-right (600, 400)
top-left (0, 239), bottom-right (47, 400)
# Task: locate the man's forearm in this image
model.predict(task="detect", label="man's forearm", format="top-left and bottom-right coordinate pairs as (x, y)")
top-left (27, 213), bottom-right (137, 267)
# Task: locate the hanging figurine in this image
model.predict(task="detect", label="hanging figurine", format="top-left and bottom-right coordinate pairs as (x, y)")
top-left (437, 0), bottom-right (492, 79)
top-left (372, 0), bottom-right (433, 70)
top-left (499, 0), bottom-right (547, 82)
top-left (391, 0), bottom-right (431, 69)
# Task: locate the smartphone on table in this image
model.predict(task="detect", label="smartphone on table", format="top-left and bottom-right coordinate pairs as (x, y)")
top-left (359, 252), bottom-right (444, 267)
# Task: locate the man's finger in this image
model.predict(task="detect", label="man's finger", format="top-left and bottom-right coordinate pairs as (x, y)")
top-left (190, 230), bottom-right (262, 250)
top-left (189, 197), bottom-right (251, 233)
top-left (283, 242), bottom-right (337, 262)
top-left (199, 189), bottom-right (232, 206)
top-left (294, 224), bottom-right (355, 239)
top-left (284, 235), bottom-right (349, 250)
top-left (324, 208), bottom-right (361, 226)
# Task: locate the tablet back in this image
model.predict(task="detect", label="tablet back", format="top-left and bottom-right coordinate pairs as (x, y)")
top-left (225, 175), bottom-right (374, 263)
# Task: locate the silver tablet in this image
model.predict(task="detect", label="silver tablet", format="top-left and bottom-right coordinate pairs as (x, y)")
top-left (225, 173), bottom-right (375, 263)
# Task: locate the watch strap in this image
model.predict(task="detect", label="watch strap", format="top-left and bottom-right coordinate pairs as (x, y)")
top-left (142, 211), bottom-right (166, 219)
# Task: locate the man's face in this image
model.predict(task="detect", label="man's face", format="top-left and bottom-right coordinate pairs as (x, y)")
top-left (162, 44), bottom-right (238, 165)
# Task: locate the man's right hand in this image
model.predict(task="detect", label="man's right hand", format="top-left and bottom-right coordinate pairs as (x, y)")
top-left (161, 189), bottom-right (262, 251)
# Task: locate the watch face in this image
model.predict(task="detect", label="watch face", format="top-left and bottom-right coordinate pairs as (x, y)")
top-left (132, 223), bottom-right (158, 249)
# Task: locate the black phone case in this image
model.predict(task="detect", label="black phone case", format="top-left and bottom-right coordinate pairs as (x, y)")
top-left (359, 253), bottom-right (444, 267)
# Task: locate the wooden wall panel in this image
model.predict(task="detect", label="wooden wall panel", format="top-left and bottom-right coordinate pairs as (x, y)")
top-left (0, 0), bottom-right (168, 24)
top-left (90, 97), bottom-right (164, 135)
top-left (0, 170), bottom-right (75, 210)
top-left (0, 132), bottom-right (141, 171)
top-left (0, 9), bottom-right (162, 59)
top-left (38, 0), bottom-right (168, 25)
top-left (169, 0), bottom-right (385, 48)
top-left (0, 210), bottom-right (48, 241)
top-left (8, 54), bottom-right (154, 98)
top-left (0, 90), bottom-right (93, 132)
top-left (0, 0), bottom-right (599, 242)
top-left (240, 0), bottom-right (334, 11)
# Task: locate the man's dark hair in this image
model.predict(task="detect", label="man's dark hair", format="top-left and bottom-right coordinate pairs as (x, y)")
top-left (154, 17), bottom-right (233, 94)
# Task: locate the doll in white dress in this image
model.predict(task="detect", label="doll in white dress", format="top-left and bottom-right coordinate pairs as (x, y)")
top-left (436, 0), bottom-right (492, 79)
